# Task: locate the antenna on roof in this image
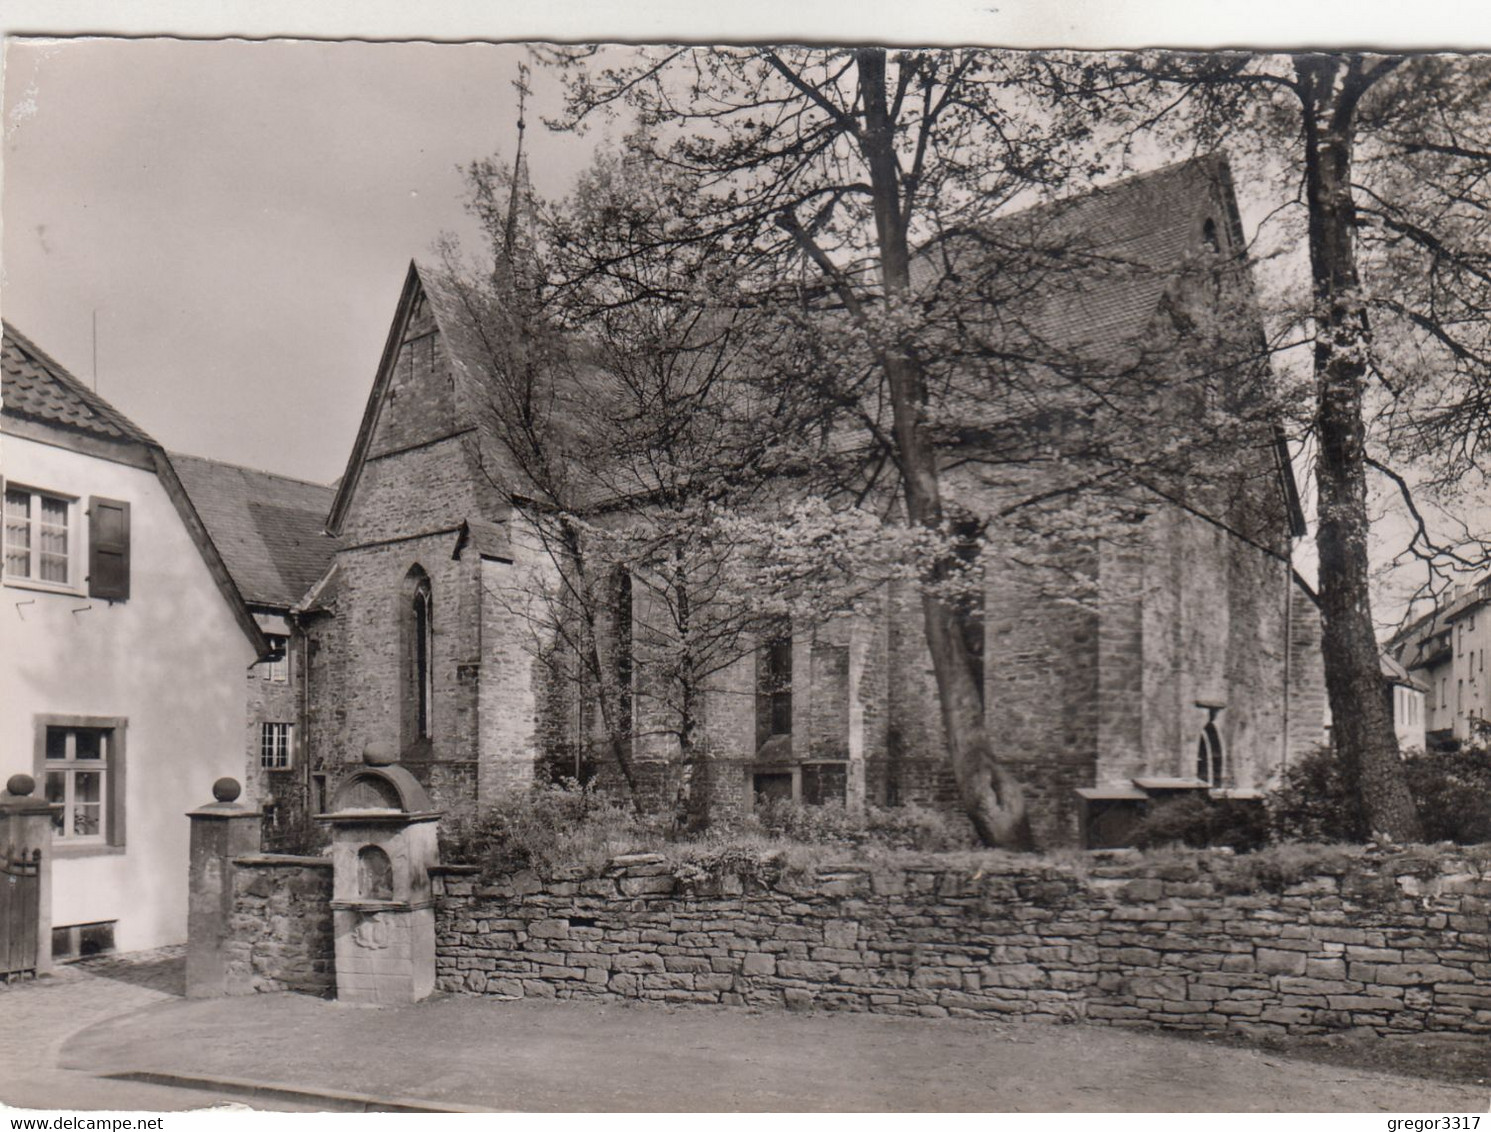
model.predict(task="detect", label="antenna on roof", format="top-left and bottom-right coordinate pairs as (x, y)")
top-left (91, 309), bottom-right (98, 393)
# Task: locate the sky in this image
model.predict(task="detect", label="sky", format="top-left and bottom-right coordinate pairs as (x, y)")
top-left (2, 38), bottom-right (596, 484)
top-left (2, 5), bottom-right (1490, 624)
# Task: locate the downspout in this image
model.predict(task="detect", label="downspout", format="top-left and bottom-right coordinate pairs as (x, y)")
top-left (294, 610), bottom-right (312, 826)
top-left (1282, 545), bottom-right (1292, 772)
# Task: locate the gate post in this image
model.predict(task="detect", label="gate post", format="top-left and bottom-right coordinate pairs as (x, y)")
top-left (0, 774), bottom-right (59, 978)
top-left (186, 777), bottom-right (261, 998)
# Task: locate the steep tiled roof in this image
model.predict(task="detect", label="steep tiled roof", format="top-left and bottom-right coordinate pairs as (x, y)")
top-left (2, 323), bottom-right (156, 445)
top-left (169, 453), bottom-right (338, 609)
top-left (332, 156), bottom-right (1275, 529)
top-left (912, 155), bottom-right (1242, 366)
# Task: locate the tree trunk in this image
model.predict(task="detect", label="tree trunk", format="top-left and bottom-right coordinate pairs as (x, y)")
top-left (559, 520), bottom-right (644, 809)
top-left (1297, 55), bottom-right (1422, 841)
top-left (858, 48), bottom-right (1033, 849)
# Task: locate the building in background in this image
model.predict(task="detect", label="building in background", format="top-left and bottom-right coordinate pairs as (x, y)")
top-left (168, 455), bottom-right (338, 849)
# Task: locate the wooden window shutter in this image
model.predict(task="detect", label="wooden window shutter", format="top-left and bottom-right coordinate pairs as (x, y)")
top-left (88, 496), bottom-right (130, 601)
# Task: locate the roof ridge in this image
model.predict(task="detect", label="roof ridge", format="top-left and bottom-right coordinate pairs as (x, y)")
top-left (167, 449), bottom-right (336, 491)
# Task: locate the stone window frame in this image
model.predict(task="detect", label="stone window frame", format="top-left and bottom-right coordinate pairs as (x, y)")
top-left (400, 564), bottom-right (435, 750)
top-left (1195, 720), bottom-right (1225, 787)
top-left (756, 620), bottom-right (793, 749)
top-left (34, 713), bottom-right (127, 855)
top-left (613, 568), bottom-right (634, 752)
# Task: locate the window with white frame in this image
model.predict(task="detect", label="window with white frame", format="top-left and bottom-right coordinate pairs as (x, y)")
top-left (260, 722), bottom-right (293, 770)
top-left (43, 725), bottom-right (113, 841)
top-left (4, 486), bottom-right (73, 586)
top-left (261, 635), bottom-right (289, 683)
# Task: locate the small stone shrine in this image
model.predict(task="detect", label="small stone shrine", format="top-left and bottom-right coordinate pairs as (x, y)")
top-left (320, 742), bottom-right (440, 1004)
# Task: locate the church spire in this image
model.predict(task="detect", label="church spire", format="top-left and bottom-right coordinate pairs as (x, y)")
top-left (502, 64), bottom-right (531, 268)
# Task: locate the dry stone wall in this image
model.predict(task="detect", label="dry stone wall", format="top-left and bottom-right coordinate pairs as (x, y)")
top-left (432, 847), bottom-right (1491, 1038)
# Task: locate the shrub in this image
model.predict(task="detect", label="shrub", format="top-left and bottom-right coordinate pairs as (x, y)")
top-left (750, 798), bottom-right (972, 852)
top-left (1402, 745), bottom-right (1491, 843)
top-left (1266, 745), bottom-right (1365, 844)
top-left (1266, 741), bottom-right (1491, 845)
top-left (1127, 793), bottom-right (1268, 853)
top-left (441, 780), bottom-right (654, 878)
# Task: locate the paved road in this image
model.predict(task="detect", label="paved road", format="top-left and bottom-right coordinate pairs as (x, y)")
top-left (6, 949), bottom-right (1489, 1113)
top-left (0, 951), bottom-right (306, 1113)
top-left (57, 987), bottom-right (1491, 1113)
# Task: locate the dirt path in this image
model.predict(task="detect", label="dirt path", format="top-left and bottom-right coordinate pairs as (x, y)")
top-left (60, 992), bottom-right (1491, 1112)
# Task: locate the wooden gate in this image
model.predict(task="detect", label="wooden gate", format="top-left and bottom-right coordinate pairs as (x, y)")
top-left (1, 845), bottom-right (41, 980)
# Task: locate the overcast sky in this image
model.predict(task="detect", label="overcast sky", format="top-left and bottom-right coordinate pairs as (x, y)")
top-left (2, 38), bottom-right (601, 484)
top-left (2, 12), bottom-right (1488, 623)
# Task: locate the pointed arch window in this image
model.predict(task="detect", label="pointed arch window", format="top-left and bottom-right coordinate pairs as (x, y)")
top-left (613, 568), bottom-right (634, 747)
top-left (402, 565), bottom-right (434, 748)
top-left (1196, 722), bottom-right (1225, 787)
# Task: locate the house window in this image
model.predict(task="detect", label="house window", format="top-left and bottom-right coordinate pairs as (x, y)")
top-left (1195, 722), bottom-right (1225, 787)
top-left (41, 723), bottom-right (123, 843)
top-left (52, 920), bottom-right (116, 960)
top-left (4, 486), bottom-right (72, 586)
top-left (260, 722), bottom-right (293, 770)
top-left (312, 773), bottom-right (329, 814)
top-left (261, 635), bottom-right (289, 682)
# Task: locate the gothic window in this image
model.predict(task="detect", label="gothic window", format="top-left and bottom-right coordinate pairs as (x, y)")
top-left (614, 568), bottom-right (634, 746)
top-left (1195, 722), bottom-right (1224, 787)
top-left (756, 622), bottom-right (793, 749)
top-left (401, 565), bottom-right (434, 748)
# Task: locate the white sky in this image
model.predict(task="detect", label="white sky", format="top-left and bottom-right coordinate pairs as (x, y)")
top-left (3, 2), bottom-right (1490, 624)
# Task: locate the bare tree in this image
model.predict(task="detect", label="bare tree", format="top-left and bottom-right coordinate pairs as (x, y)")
top-left (535, 46), bottom-right (1308, 847)
top-left (1096, 51), bottom-right (1491, 839)
top-left (441, 143), bottom-right (899, 828)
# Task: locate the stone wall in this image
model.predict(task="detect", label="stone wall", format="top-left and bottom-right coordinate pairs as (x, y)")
top-left (225, 855), bottom-right (335, 997)
top-left (432, 847), bottom-right (1491, 1038)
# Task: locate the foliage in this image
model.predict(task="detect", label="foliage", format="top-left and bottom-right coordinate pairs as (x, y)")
top-left (1126, 794), bottom-right (1269, 853)
top-left (440, 782), bottom-right (975, 879)
top-left (749, 798), bottom-right (973, 853)
top-left (1267, 745), bottom-right (1368, 844)
top-left (1266, 741), bottom-right (1491, 845)
top-left (440, 781), bottom-right (655, 878)
top-left (1402, 745), bottom-right (1491, 844)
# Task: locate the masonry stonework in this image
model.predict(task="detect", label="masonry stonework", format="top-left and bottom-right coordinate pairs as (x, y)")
top-left (432, 847), bottom-right (1491, 1039)
top-left (223, 856), bottom-right (335, 997)
top-left (308, 185), bottom-right (1328, 847)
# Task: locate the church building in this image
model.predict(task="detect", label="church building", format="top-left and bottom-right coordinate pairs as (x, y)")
top-left (273, 155), bottom-right (1326, 849)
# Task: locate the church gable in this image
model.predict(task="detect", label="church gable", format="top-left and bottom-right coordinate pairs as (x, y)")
top-left (369, 288), bottom-right (457, 460)
top-left (327, 264), bottom-right (507, 544)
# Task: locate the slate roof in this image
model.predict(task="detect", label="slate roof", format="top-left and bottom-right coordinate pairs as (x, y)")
top-left (333, 155), bottom-right (1291, 529)
top-left (2, 323), bottom-right (156, 446)
top-left (912, 154), bottom-right (1244, 367)
top-left (169, 453), bottom-right (338, 609)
